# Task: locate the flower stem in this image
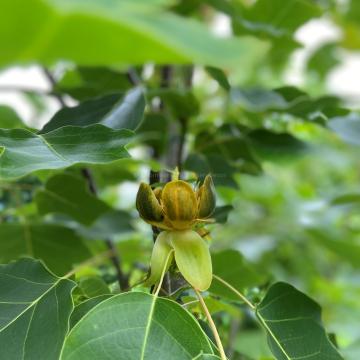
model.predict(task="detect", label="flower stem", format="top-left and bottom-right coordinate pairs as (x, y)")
top-left (194, 289), bottom-right (227, 360)
top-left (153, 250), bottom-right (174, 297)
top-left (212, 274), bottom-right (255, 310)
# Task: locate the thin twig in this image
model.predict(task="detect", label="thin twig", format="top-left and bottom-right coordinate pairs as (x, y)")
top-left (81, 168), bottom-right (129, 290)
top-left (127, 67), bottom-right (142, 86)
top-left (176, 117), bottom-right (187, 174)
top-left (42, 67), bottom-right (67, 107)
top-left (212, 274), bottom-right (255, 310)
top-left (194, 289), bottom-right (227, 360)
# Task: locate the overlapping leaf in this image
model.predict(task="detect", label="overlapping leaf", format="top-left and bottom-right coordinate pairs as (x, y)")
top-left (0, 0), bottom-right (267, 68)
top-left (0, 223), bottom-right (91, 275)
top-left (40, 88), bottom-right (145, 133)
top-left (210, 249), bottom-right (264, 301)
top-left (55, 66), bottom-right (133, 101)
top-left (61, 292), bottom-right (214, 360)
top-left (35, 173), bottom-right (110, 225)
top-left (0, 124), bottom-right (132, 180)
top-left (0, 258), bottom-right (76, 360)
top-left (329, 114), bottom-right (360, 146)
top-left (256, 282), bottom-right (343, 360)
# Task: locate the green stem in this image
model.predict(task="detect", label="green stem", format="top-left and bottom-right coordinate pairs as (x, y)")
top-left (212, 274), bottom-right (255, 310)
top-left (194, 289), bottom-right (227, 360)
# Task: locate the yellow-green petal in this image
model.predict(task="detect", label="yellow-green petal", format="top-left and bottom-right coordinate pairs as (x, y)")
top-left (197, 175), bottom-right (216, 219)
top-left (161, 180), bottom-right (198, 230)
top-left (169, 230), bottom-right (212, 291)
top-left (136, 182), bottom-right (164, 223)
top-left (144, 231), bottom-right (173, 287)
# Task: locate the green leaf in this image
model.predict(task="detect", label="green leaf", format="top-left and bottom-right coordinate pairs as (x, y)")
top-left (183, 295), bottom-right (241, 318)
top-left (78, 276), bottom-right (111, 298)
top-left (233, 0), bottom-right (321, 37)
top-left (231, 86), bottom-right (343, 122)
top-left (256, 282), bottom-right (343, 360)
top-left (0, 258), bottom-right (76, 360)
top-left (156, 89), bottom-right (200, 118)
top-left (329, 115), bottom-right (360, 146)
top-left (210, 249), bottom-right (264, 301)
top-left (56, 66), bottom-right (133, 101)
top-left (307, 42), bottom-right (340, 80)
top-left (192, 153), bottom-right (239, 188)
top-left (308, 229), bottom-right (360, 269)
top-left (0, 0), bottom-right (267, 68)
top-left (61, 292), bottom-right (214, 359)
top-left (234, 330), bottom-right (272, 359)
top-left (231, 87), bottom-right (288, 112)
top-left (35, 173), bottom-right (110, 225)
top-left (41, 88), bottom-right (145, 133)
top-left (136, 113), bottom-right (169, 155)
top-left (249, 130), bottom-right (307, 159)
top-left (0, 223), bottom-right (91, 275)
top-left (0, 124), bottom-right (132, 180)
top-left (89, 159), bottom-right (137, 188)
top-left (212, 205), bottom-right (234, 224)
top-left (330, 193), bottom-right (360, 206)
top-left (77, 209), bottom-right (134, 240)
top-left (205, 66), bottom-right (231, 91)
top-left (70, 295), bottom-right (112, 329)
top-left (0, 105), bottom-right (25, 129)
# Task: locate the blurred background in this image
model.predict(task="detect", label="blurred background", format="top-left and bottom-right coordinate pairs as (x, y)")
top-left (1, 1), bottom-right (360, 358)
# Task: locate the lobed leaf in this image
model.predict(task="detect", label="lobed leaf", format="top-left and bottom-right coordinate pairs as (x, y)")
top-left (61, 292), bottom-right (214, 359)
top-left (0, 223), bottom-right (91, 275)
top-left (0, 0), bottom-right (267, 68)
top-left (40, 88), bottom-right (145, 133)
top-left (0, 258), bottom-right (76, 360)
top-left (35, 173), bottom-right (110, 225)
top-left (0, 124), bottom-right (132, 180)
top-left (256, 282), bottom-right (343, 360)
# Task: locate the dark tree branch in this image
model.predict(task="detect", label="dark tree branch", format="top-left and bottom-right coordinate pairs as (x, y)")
top-left (176, 117), bottom-right (188, 175)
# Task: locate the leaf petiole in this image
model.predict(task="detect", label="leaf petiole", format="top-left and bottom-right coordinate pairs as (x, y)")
top-left (212, 274), bottom-right (255, 310)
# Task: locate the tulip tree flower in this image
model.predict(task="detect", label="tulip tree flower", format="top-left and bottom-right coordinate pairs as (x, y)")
top-left (136, 174), bottom-right (216, 291)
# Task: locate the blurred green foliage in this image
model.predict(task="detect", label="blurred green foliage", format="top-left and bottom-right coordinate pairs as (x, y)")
top-left (1, 0), bottom-right (360, 359)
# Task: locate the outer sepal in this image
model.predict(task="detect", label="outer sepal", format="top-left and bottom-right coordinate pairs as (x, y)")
top-left (197, 175), bottom-right (216, 219)
top-left (144, 231), bottom-right (173, 287)
top-left (136, 182), bottom-right (164, 223)
top-left (169, 230), bottom-right (212, 291)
